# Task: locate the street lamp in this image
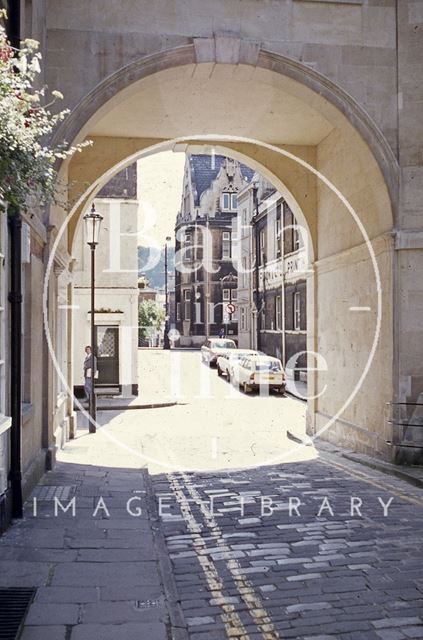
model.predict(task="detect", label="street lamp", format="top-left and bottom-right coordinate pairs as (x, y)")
top-left (83, 203), bottom-right (103, 430)
top-left (163, 235), bottom-right (172, 350)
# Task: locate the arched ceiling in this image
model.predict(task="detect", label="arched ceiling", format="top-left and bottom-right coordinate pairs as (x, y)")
top-left (88, 64), bottom-right (333, 145)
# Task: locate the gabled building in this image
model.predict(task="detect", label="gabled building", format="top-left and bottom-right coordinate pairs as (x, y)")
top-left (174, 155), bottom-right (254, 346)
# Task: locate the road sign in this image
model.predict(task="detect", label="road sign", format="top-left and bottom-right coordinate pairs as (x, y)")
top-left (226, 303), bottom-right (236, 315)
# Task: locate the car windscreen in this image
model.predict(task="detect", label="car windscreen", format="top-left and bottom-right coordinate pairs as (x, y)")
top-left (230, 352), bottom-right (252, 361)
top-left (255, 361), bottom-right (282, 372)
top-left (213, 341), bottom-right (236, 349)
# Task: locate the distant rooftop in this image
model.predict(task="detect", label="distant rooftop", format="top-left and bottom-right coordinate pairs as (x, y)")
top-left (189, 155), bottom-right (254, 206)
top-left (97, 163), bottom-right (137, 200)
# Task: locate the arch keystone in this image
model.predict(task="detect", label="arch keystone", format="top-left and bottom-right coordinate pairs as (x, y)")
top-left (194, 36), bottom-right (260, 66)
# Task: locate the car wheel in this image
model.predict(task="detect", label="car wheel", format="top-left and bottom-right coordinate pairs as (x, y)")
top-left (243, 382), bottom-right (251, 394)
top-left (217, 365), bottom-right (223, 377)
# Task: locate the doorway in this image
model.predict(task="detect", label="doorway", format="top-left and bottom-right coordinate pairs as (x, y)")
top-left (95, 325), bottom-right (119, 388)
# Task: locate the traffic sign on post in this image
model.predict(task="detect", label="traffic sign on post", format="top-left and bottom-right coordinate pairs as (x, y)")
top-left (226, 303), bottom-right (236, 315)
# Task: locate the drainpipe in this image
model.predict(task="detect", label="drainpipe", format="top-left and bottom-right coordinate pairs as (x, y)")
top-left (8, 210), bottom-right (23, 519)
top-left (7, 1), bottom-right (23, 518)
top-left (252, 185), bottom-right (261, 351)
top-left (6, 0), bottom-right (21, 49)
top-left (281, 206), bottom-right (286, 367)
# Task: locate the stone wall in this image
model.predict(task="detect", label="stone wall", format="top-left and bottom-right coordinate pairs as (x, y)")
top-left (44, 0), bottom-right (398, 153)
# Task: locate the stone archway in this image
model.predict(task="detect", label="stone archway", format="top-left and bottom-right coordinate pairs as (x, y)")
top-left (52, 40), bottom-right (402, 461)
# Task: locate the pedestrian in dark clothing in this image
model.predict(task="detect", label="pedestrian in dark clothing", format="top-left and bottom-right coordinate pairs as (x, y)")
top-left (83, 345), bottom-right (97, 402)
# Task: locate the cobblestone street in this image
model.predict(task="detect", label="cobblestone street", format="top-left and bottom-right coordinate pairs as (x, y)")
top-left (155, 453), bottom-right (423, 639)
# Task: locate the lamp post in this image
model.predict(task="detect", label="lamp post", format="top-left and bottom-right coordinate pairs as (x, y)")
top-left (163, 236), bottom-right (172, 350)
top-left (83, 203), bottom-right (103, 430)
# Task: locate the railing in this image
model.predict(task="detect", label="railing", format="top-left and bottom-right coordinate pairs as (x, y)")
top-left (386, 401), bottom-right (423, 448)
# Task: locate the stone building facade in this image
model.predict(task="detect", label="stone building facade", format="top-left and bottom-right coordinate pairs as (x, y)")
top-left (174, 155), bottom-right (254, 346)
top-left (236, 176), bottom-right (308, 378)
top-left (72, 166), bottom-right (139, 398)
top-left (255, 194), bottom-right (308, 376)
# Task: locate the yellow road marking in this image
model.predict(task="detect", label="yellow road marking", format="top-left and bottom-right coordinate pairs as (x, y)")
top-left (319, 454), bottom-right (423, 508)
top-left (168, 474), bottom-right (252, 639)
top-left (175, 471), bottom-right (281, 640)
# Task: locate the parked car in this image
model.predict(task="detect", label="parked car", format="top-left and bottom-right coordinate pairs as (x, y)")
top-left (216, 350), bottom-right (259, 379)
top-left (232, 355), bottom-right (286, 394)
top-left (201, 338), bottom-right (237, 366)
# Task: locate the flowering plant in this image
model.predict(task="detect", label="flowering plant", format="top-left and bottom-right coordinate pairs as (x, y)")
top-left (0, 11), bottom-right (90, 212)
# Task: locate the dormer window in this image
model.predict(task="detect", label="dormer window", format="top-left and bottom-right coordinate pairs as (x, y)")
top-left (222, 193), bottom-right (237, 211)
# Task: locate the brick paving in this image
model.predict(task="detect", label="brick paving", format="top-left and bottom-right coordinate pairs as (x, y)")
top-left (153, 452), bottom-right (423, 639)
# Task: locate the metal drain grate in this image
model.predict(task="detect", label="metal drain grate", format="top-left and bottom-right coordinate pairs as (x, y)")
top-left (0, 588), bottom-right (36, 639)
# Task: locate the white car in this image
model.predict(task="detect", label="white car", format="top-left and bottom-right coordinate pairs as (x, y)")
top-left (216, 350), bottom-right (259, 379)
top-left (201, 338), bottom-right (237, 366)
top-left (232, 355), bottom-right (286, 394)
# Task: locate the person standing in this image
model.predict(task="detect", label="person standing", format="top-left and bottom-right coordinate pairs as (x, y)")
top-left (83, 345), bottom-right (97, 403)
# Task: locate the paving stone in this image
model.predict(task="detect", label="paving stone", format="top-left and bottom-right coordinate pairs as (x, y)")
top-left (209, 596), bottom-right (240, 605)
top-left (0, 561), bottom-right (52, 587)
top-left (209, 550), bottom-right (245, 560)
top-left (186, 616), bottom-right (215, 626)
top-left (70, 622), bottom-right (166, 639)
top-left (303, 636), bottom-right (336, 640)
top-left (76, 548), bottom-right (155, 562)
top-left (233, 566), bottom-right (270, 574)
top-left (81, 600), bottom-right (167, 624)
top-left (190, 633), bottom-right (226, 640)
top-left (24, 603), bottom-right (80, 625)
top-left (34, 587), bottom-right (98, 604)
top-left (286, 601), bottom-right (332, 613)
top-left (372, 618), bottom-right (422, 629)
top-left (277, 557), bottom-right (312, 565)
top-left (238, 517), bottom-right (261, 525)
top-left (287, 572), bottom-right (322, 581)
top-left (259, 584), bottom-right (276, 592)
top-left (20, 626), bottom-right (67, 640)
top-left (51, 562), bottom-right (160, 587)
top-left (404, 628), bottom-right (423, 639)
top-left (375, 631), bottom-right (406, 640)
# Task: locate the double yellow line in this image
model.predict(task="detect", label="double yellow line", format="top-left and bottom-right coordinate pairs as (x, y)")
top-left (168, 472), bottom-right (280, 640)
top-left (319, 454), bottom-right (423, 508)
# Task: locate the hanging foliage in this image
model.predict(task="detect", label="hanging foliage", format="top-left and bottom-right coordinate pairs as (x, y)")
top-left (0, 10), bottom-right (90, 212)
